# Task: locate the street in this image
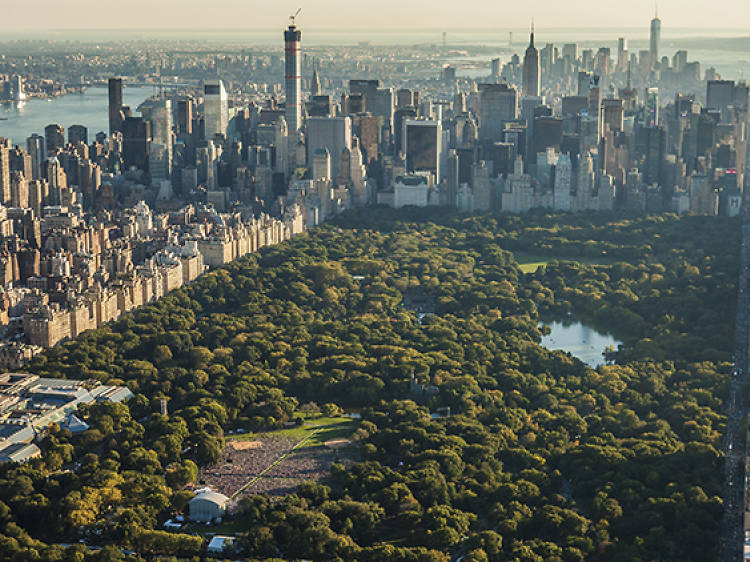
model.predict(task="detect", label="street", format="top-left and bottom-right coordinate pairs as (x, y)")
top-left (718, 206), bottom-right (750, 562)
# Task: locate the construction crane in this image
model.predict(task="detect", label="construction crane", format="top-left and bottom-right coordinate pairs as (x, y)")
top-left (289, 8), bottom-right (301, 27)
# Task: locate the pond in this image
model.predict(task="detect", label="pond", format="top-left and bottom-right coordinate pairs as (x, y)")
top-left (540, 319), bottom-right (622, 368)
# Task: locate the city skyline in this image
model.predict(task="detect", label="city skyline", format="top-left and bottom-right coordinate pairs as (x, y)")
top-left (2, 0), bottom-right (750, 32)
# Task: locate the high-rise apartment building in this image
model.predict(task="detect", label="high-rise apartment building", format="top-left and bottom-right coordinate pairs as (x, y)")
top-left (284, 23), bottom-right (302, 136)
top-left (68, 125), bottom-right (88, 145)
top-left (44, 124), bottom-right (65, 155)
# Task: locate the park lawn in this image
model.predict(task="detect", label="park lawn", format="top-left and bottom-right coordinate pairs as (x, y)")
top-left (229, 416), bottom-right (359, 444)
top-left (514, 252), bottom-right (616, 273)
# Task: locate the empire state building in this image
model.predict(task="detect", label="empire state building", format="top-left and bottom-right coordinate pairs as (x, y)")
top-left (522, 23), bottom-right (541, 98)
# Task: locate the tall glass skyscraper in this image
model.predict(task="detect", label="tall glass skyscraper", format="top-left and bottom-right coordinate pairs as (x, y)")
top-left (650, 11), bottom-right (661, 68)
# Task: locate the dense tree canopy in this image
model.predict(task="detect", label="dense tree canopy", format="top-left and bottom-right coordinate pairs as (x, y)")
top-left (0, 208), bottom-right (738, 561)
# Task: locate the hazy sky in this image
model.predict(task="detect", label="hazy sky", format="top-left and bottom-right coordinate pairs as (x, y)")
top-left (2, 0), bottom-right (750, 31)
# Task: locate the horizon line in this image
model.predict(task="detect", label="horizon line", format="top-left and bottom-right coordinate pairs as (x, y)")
top-left (3, 25), bottom-right (750, 33)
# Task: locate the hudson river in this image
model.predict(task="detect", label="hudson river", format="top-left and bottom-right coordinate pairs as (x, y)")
top-left (0, 86), bottom-right (153, 146)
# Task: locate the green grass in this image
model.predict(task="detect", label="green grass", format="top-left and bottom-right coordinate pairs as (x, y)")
top-left (514, 252), bottom-right (616, 273)
top-left (228, 416), bottom-right (359, 444)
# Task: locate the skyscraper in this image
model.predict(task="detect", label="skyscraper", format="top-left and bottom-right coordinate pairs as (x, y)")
top-left (522, 23), bottom-right (541, 97)
top-left (404, 120), bottom-right (442, 180)
top-left (68, 125), bottom-right (88, 145)
top-left (203, 80), bottom-right (228, 140)
top-left (0, 139), bottom-right (10, 205)
top-left (26, 135), bottom-right (45, 180)
top-left (306, 116), bottom-right (352, 179)
top-left (478, 84), bottom-right (517, 142)
top-left (650, 10), bottom-right (661, 68)
top-left (311, 61), bottom-right (321, 97)
top-left (108, 78), bottom-right (123, 135)
top-left (44, 124), bottom-right (65, 155)
top-left (284, 22), bottom-right (302, 136)
top-left (646, 87), bottom-right (659, 127)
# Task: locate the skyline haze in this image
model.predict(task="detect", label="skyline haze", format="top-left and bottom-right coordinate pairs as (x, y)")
top-left (2, 0), bottom-right (750, 32)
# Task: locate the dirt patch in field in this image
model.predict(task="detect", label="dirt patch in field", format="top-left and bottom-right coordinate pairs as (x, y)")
top-left (227, 440), bottom-right (263, 450)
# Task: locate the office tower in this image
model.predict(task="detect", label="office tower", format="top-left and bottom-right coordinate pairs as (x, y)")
top-left (646, 88), bottom-right (659, 127)
top-left (394, 107), bottom-right (418, 156)
top-left (10, 172), bottom-right (28, 208)
top-left (68, 125), bottom-right (88, 145)
top-left (577, 71), bottom-right (592, 97)
top-left (122, 117), bottom-right (152, 173)
top-left (108, 78), bottom-right (124, 135)
top-left (284, 23), bottom-right (302, 135)
top-left (650, 10), bottom-right (661, 68)
top-left (26, 134), bottom-right (45, 180)
top-left (491, 58), bottom-right (502, 82)
top-left (707, 80), bottom-right (748, 122)
top-left (343, 93), bottom-right (366, 115)
top-left (523, 23), bottom-right (541, 97)
top-left (309, 95), bottom-right (335, 117)
top-left (396, 89), bottom-right (414, 108)
top-left (540, 43), bottom-right (555, 71)
top-left (45, 157), bottom-right (65, 205)
top-left (601, 99), bottom-right (625, 137)
top-left (177, 99), bottom-right (194, 136)
top-left (306, 116), bottom-right (352, 179)
top-left (562, 43), bottom-right (578, 62)
top-left (0, 139), bottom-right (9, 204)
top-left (522, 98), bottom-right (545, 164)
top-left (673, 50), bottom-right (688, 73)
top-left (404, 120), bottom-right (442, 179)
top-left (350, 79), bottom-right (379, 110)
top-left (636, 125), bottom-right (665, 185)
top-left (533, 116), bottom-right (563, 156)
top-left (311, 62), bottom-right (321, 97)
top-left (44, 124), bottom-right (65, 155)
top-left (617, 38), bottom-right (627, 60)
top-left (478, 84), bottom-right (517, 142)
top-left (204, 80), bottom-right (228, 139)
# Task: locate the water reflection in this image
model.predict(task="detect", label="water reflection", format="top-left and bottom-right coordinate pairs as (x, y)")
top-left (540, 320), bottom-right (622, 368)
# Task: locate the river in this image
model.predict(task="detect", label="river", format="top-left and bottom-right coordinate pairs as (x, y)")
top-left (540, 319), bottom-right (621, 368)
top-left (0, 86), bottom-right (154, 147)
